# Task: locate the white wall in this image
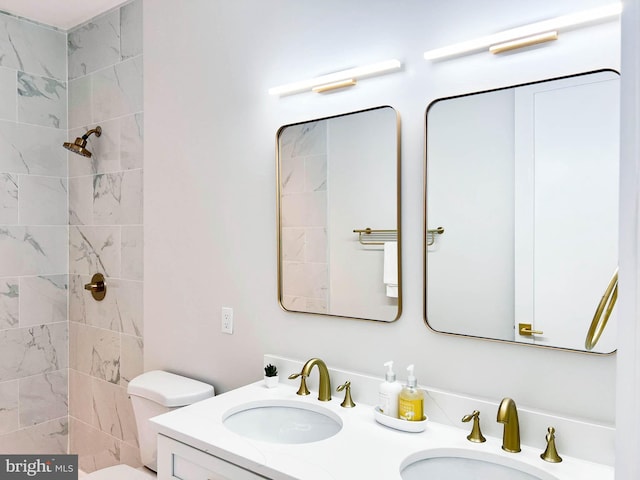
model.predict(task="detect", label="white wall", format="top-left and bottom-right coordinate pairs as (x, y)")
top-left (616, 0), bottom-right (640, 477)
top-left (144, 0), bottom-right (620, 430)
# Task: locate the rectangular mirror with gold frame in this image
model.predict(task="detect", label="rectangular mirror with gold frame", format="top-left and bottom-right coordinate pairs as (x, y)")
top-left (277, 106), bottom-right (401, 321)
top-left (425, 70), bottom-right (619, 353)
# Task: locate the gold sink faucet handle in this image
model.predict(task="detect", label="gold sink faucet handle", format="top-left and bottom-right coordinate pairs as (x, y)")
top-left (461, 410), bottom-right (486, 443)
top-left (540, 427), bottom-right (563, 463)
top-left (337, 381), bottom-right (356, 408)
top-left (288, 372), bottom-right (310, 396)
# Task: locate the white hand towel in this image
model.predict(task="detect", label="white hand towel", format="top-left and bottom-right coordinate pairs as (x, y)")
top-left (383, 242), bottom-right (398, 298)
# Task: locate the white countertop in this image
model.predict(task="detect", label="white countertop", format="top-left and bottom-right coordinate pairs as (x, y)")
top-left (150, 381), bottom-right (613, 480)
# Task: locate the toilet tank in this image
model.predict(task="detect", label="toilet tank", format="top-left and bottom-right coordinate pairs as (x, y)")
top-left (127, 370), bottom-right (214, 471)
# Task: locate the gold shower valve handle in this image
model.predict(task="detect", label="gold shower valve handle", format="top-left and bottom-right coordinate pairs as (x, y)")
top-left (84, 281), bottom-right (104, 292)
top-left (84, 273), bottom-right (106, 301)
top-left (518, 323), bottom-right (543, 336)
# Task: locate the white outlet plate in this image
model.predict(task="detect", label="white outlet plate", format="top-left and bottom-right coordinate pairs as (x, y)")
top-left (221, 307), bottom-right (233, 334)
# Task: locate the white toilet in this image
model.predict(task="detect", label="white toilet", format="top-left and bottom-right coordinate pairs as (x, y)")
top-left (83, 370), bottom-right (215, 480)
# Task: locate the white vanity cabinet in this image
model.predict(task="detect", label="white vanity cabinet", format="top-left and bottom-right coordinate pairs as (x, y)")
top-left (157, 434), bottom-right (269, 480)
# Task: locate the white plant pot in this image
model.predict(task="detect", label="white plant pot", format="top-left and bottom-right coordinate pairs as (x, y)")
top-left (264, 375), bottom-right (279, 388)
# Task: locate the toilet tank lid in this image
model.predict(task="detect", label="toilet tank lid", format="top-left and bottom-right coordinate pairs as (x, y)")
top-left (127, 370), bottom-right (214, 407)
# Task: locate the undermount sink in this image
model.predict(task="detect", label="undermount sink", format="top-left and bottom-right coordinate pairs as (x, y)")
top-left (222, 399), bottom-right (343, 444)
top-left (401, 448), bottom-right (559, 480)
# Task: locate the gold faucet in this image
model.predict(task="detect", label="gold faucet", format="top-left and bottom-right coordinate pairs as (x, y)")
top-left (288, 358), bottom-right (332, 401)
top-left (497, 397), bottom-right (521, 453)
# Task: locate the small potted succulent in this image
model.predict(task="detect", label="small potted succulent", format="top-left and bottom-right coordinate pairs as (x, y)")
top-left (264, 364), bottom-right (279, 388)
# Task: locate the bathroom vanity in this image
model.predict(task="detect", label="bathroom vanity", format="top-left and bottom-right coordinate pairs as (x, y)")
top-left (150, 357), bottom-right (613, 480)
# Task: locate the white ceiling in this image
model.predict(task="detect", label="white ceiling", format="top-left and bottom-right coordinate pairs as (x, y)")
top-left (0, 0), bottom-right (129, 30)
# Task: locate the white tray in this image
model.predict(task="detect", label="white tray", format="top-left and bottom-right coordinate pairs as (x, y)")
top-left (373, 406), bottom-right (428, 433)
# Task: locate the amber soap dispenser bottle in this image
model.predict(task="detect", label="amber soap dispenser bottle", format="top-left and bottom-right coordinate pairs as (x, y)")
top-left (398, 365), bottom-right (424, 421)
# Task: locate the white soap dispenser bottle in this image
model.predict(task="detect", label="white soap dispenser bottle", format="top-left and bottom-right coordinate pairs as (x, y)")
top-left (379, 361), bottom-right (403, 418)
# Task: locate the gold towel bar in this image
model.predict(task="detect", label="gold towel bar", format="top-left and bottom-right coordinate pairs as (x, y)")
top-left (353, 226), bottom-right (444, 246)
top-left (353, 228), bottom-right (397, 246)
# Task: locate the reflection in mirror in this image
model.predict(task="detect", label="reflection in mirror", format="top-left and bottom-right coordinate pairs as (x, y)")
top-left (425, 70), bottom-right (619, 353)
top-left (277, 106), bottom-right (401, 322)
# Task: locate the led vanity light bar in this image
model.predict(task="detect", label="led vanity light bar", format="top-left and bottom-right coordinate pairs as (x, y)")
top-left (268, 59), bottom-right (402, 96)
top-left (424, 3), bottom-right (622, 60)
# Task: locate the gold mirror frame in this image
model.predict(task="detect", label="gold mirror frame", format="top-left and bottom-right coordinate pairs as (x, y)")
top-left (423, 70), bottom-right (619, 354)
top-left (276, 106), bottom-right (402, 322)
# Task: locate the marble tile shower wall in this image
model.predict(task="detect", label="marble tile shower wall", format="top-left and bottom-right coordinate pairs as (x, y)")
top-left (279, 121), bottom-right (329, 313)
top-left (0, 13), bottom-right (69, 453)
top-left (66, 0), bottom-right (144, 473)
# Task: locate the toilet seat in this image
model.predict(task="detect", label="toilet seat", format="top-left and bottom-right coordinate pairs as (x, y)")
top-left (83, 464), bottom-right (155, 480)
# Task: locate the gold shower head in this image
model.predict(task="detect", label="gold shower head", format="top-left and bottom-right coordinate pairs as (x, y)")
top-left (63, 126), bottom-right (102, 158)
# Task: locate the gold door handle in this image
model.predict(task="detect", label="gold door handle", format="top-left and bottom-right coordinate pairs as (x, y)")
top-left (519, 323), bottom-right (543, 336)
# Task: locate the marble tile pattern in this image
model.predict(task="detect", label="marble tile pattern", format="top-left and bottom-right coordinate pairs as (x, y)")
top-left (68, 373), bottom-right (142, 470)
top-left (0, 23), bottom-right (69, 459)
top-left (0, 323), bottom-right (68, 381)
top-left (18, 176), bottom-right (68, 225)
top-left (19, 275), bottom-right (68, 327)
top-left (93, 170), bottom-right (143, 225)
top-left (1, 226), bottom-right (68, 277)
top-left (19, 370), bottom-right (68, 426)
top-left (279, 121), bottom-right (329, 310)
top-left (121, 226), bottom-right (143, 281)
top-left (0, 379), bottom-right (19, 435)
top-left (0, 68), bottom-right (16, 121)
top-left (67, 11), bottom-right (121, 81)
top-left (0, 6), bottom-right (68, 456)
top-left (69, 275), bottom-right (142, 336)
top-left (69, 226), bottom-right (121, 277)
top-left (0, 121), bottom-right (67, 176)
top-left (0, 417), bottom-right (68, 454)
top-left (0, 14), bottom-right (66, 80)
top-left (0, 278), bottom-right (18, 329)
top-left (69, 418), bottom-right (119, 472)
top-left (68, 76), bottom-right (92, 130)
top-left (120, 0), bottom-right (143, 60)
top-left (92, 56), bottom-right (143, 122)
top-left (70, 323), bottom-right (120, 384)
top-left (0, 1), bottom-right (143, 464)
top-left (0, 173), bottom-right (18, 224)
top-left (67, 1), bottom-right (144, 472)
top-left (0, 28), bottom-right (68, 452)
top-left (17, 72), bottom-right (67, 129)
